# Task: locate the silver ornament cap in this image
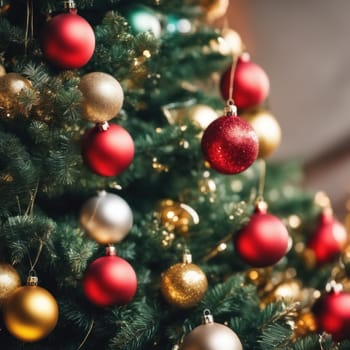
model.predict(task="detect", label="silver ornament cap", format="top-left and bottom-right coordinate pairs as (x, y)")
top-left (80, 191), bottom-right (133, 244)
top-left (181, 310), bottom-right (243, 350)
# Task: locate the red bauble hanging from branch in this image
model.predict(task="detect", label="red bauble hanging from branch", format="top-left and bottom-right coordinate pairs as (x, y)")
top-left (220, 54), bottom-right (270, 110)
top-left (306, 208), bottom-right (347, 265)
top-left (201, 106), bottom-right (259, 174)
top-left (312, 282), bottom-right (350, 342)
top-left (83, 246), bottom-right (137, 307)
top-left (42, 8), bottom-right (95, 69)
top-left (233, 200), bottom-right (289, 267)
top-left (82, 122), bottom-right (135, 177)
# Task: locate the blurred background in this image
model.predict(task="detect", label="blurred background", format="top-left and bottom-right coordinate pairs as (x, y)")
top-left (221, 0), bottom-right (350, 217)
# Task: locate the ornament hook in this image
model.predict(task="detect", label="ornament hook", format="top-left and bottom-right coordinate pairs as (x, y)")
top-left (202, 309), bottom-right (214, 324)
top-left (64, 0), bottom-right (76, 9)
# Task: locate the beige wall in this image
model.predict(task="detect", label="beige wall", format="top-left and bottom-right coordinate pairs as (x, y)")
top-left (223, 0), bottom-right (350, 216)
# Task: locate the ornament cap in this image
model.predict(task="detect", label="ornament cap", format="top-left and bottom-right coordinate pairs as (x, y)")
top-left (239, 52), bottom-right (251, 62)
top-left (255, 198), bottom-right (268, 213)
top-left (326, 280), bottom-right (343, 293)
top-left (182, 250), bottom-right (192, 264)
top-left (97, 121), bottom-right (110, 131)
top-left (27, 275), bottom-right (38, 286)
top-left (63, 0), bottom-right (76, 9)
top-left (202, 309), bottom-right (214, 324)
top-left (224, 102), bottom-right (237, 117)
top-left (106, 245), bottom-right (117, 256)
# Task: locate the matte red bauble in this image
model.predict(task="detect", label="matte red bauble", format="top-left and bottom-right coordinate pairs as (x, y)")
top-left (201, 115), bottom-right (259, 174)
top-left (312, 289), bottom-right (350, 341)
top-left (234, 202), bottom-right (289, 267)
top-left (83, 247), bottom-right (137, 307)
top-left (42, 11), bottom-right (95, 69)
top-left (220, 55), bottom-right (270, 110)
top-left (307, 211), bottom-right (347, 265)
top-left (82, 123), bottom-right (134, 177)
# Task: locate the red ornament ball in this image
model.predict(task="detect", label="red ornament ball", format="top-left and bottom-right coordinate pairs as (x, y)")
top-left (220, 55), bottom-right (270, 110)
top-left (82, 123), bottom-right (134, 177)
top-left (83, 250), bottom-right (137, 307)
top-left (42, 11), bottom-right (95, 69)
top-left (201, 115), bottom-right (259, 174)
top-left (234, 203), bottom-right (289, 267)
top-left (312, 290), bottom-right (350, 341)
top-left (307, 211), bottom-right (347, 265)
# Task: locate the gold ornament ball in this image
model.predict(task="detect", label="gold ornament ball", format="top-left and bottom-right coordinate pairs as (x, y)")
top-left (157, 199), bottom-right (198, 236)
top-left (262, 279), bottom-right (302, 306)
top-left (242, 109), bottom-right (281, 159)
top-left (189, 105), bottom-right (218, 131)
top-left (0, 73), bottom-right (32, 113)
top-left (79, 72), bottom-right (124, 123)
top-left (211, 29), bottom-right (244, 56)
top-left (3, 285), bottom-right (59, 342)
top-left (201, 0), bottom-right (229, 22)
top-left (0, 72), bottom-right (32, 96)
top-left (163, 104), bottom-right (217, 134)
top-left (294, 311), bottom-right (317, 337)
top-left (161, 259), bottom-right (207, 308)
top-left (0, 64), bottom-right (6, 77)
top-left (0, 263), bottom-right (21, 306)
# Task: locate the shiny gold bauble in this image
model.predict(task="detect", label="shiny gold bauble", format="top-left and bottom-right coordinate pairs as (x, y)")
top-left (0, 72), bottom-right (32, 96)
top-left (157, 199), bottom-right (199, 236)
top-left (199, 0), bottom-right (229, 22)
top-left (160, 253), bottom-right (207, 308)
top-left (293, 311), bottom-right (317, 337)
top-left (0, 64), bottom-right (6, 77)
top-left (189, 105), bottom-right (218, 131)
top-left (0, 263), bottom-right (21, 306)
top-left (241, 109), bottom-right (281, 159)
top-left (210, 28), bottom-right (244, 56)
top-left (3, 285), bottom-right (59, 342)
top-left (163, 103), bottom-right (218, 133)
top-left (261, 279), bottom-right (302, 306)
top-left (181, 311), bottom-right (243, 350)
top-left (79, 72), bottom-right (124, 123)
top-left (0, 73), bottom-right (32, 114)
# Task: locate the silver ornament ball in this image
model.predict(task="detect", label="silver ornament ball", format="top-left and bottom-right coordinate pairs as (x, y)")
top-left (80, 191), bottom-right (133, 244)
top-left (181, 312), bottom-right (242, 350)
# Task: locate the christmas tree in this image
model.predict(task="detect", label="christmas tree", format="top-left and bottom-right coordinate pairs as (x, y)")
top-left (0, 1), bottom-right (350, 349)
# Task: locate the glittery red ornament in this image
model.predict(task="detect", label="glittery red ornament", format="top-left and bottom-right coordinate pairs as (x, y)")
top-left (307, 211), bottom-right (347, 265)
top-left (201, 115), bottom-right (258, 174)
top-left (83, 247), bottom-right (137, 307)
top-left (82, 123), bottom-right (134, 177)
top-left (234, 202), bottom-right (289, 267)
top-left (220, 55), bottom-right (270, 110)
top-left (42, 10), bottom-right (95, 69)
top-left (312, 288), bottom-right (350, 341)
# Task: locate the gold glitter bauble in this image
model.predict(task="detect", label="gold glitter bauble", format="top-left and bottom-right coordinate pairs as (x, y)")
top-left (157, 199), bottom-right (199, 236)
top-left (0, 73), bottom-right (32, 114)
top-left (160, 253), bottom-right (207, 308)
top-left (241, 109), bottom-right (281, 159)
top-left (3, 284), bottom-right (59, 342)
top-left (79, 72), bottom-right (124, 123)
top-left (0, 263), bottom-right (21, 306)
